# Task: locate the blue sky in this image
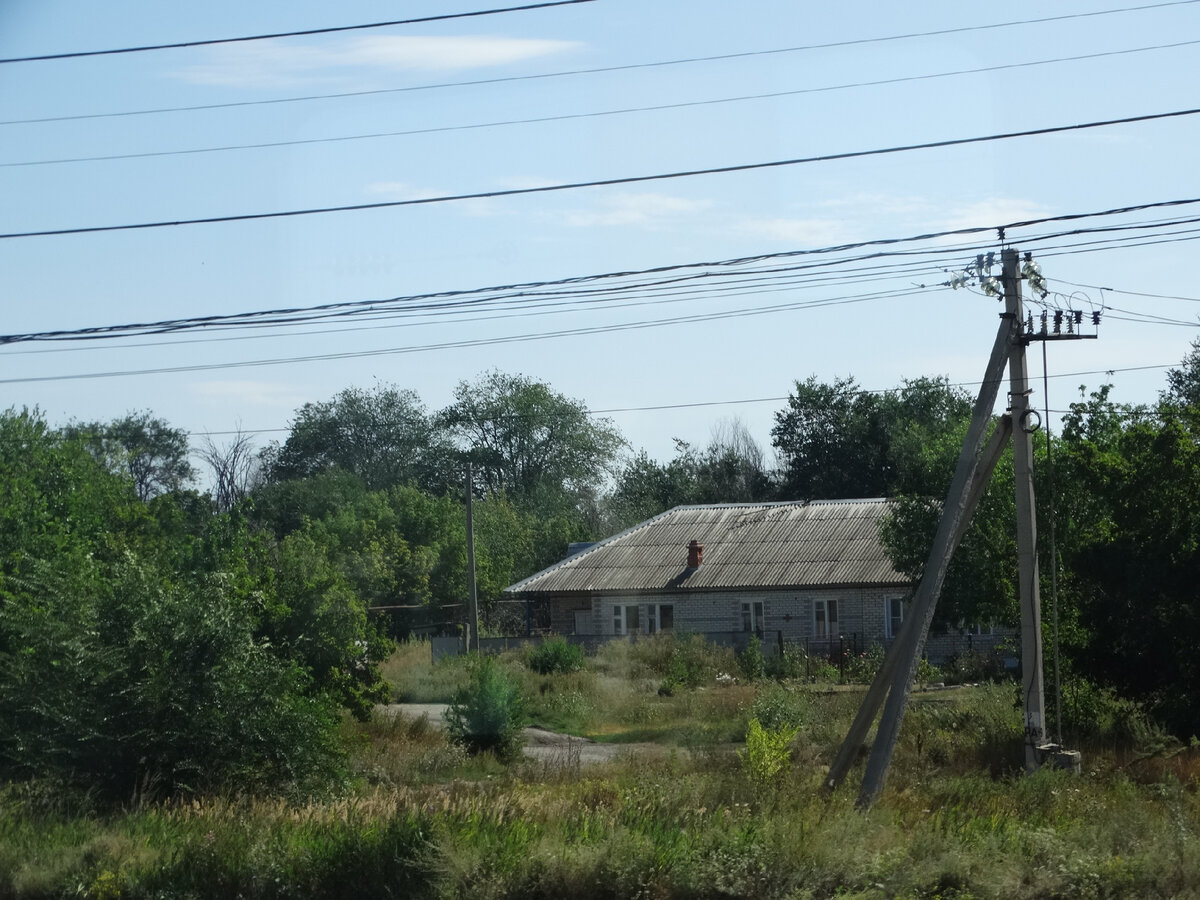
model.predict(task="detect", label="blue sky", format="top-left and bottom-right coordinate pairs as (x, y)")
top-left (2, 0), bottom-right (1198, 469)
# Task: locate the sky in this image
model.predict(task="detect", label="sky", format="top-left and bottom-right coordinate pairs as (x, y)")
top-left (1, 0), bottom-right (1198, 476)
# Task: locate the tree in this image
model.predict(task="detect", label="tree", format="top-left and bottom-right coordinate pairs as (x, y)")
top-left (439, 370), bottom-right (624, 506)
top-left (693, 418), bottom-right (775, 503)
top-left (64, 410), bottom-right (193, 501)
top-left (605, 445), bottom-right (702, 531)
top-left (1055, 384), bottom-right (1200, 734)
top-left (270, 384), bottom-right (452, 492)
top-left (1162, 336), bottom-right (1200, 409)
top-left (771, 375), bottom-right (970, 500)
top-left (197, 427), bottom-right (263, 512)
top-left (0, 409), bottom-right (345, 798)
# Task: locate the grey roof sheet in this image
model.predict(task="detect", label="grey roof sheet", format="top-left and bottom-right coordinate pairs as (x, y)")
top-left (506, 499), bottom-right (908, 594)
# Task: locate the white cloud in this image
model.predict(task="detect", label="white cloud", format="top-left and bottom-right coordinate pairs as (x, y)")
top-left (735, 216), bottom-right (848, 246)
top-left (365, 180), bottom-right (496, 216)
top-left (191, 380), bottom-right (307, 411)
top-left (562, 192), bottom-right (712, 228)
top-left (365, 181), bottom-right (445, 201)
top-left (174, 35), bottom-right (582, 88)
top-left (495, 175), bottom-right (563, 190)
top-left (936, 197), bottom-right (1051, 235)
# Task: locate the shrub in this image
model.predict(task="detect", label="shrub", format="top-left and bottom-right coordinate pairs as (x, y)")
top-left (765, 644), bottom-right (808, 680)
top-left (527, 637), bottom-right (586, 675)
top-left (751, 683), bottom-right (811, 732)
top-left (737, 635), bottom-right (766, 681)
top-left (0, 555), bottom-right (344, 799)
top-left (445, 655), bottom-right (528, 761)
top-left (651, 633), bottom-right (735, 694)
top-left (845, 644), bottom-right (886, 683)
top-left (740, 716), bottom-right (799, 786)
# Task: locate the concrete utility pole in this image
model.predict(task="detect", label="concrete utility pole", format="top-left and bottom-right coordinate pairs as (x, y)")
top-left (827, 244), bottom-right (1072, 807)
top-left (1002, 247), bottom-right (1048, 769)
top-left (465, 462), bottom-right (480, 653)
top-left (842, 307), bottom-right (1016, 808)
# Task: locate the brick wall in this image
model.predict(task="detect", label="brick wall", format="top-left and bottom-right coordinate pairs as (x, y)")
top-left (555, 587), bottom-right (911, 646)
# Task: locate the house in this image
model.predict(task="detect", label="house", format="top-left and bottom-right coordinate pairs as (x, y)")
top-left (505, 499), bottom-right (1009, 664)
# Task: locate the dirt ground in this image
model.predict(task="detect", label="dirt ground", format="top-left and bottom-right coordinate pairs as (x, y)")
top-left (378, 703), bottom-right (673, 766)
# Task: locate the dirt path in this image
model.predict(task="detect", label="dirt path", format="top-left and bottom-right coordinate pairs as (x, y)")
top-left (379, 703), bottom-right (671, 766)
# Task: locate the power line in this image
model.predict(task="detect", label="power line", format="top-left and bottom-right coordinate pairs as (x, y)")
top-left (4, 0), bottom-right (1194, 126)
top-left (0, 286), bottom-right (934, 384)
top-left (182, 361), bottom-right (1183, 438)
top-left (1053, 278), bottom-right (1200, 303)
top-left (5, 199), bottom-right (1200, 347)
top-left (0, 0), bottom-right (595, 65)
top-left (10, 39), bottom-right (1197, 169)
top-left (6, 107), bottom-right (1200, 241)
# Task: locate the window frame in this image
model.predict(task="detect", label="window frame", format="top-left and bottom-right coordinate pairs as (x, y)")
top-left (814, 598), bottom-right (839, 639)
top-left (884, 596), bottom-right (905, 640)
top-left (647, 603), bottom-right (674, 634)
top-left (741, 600), bottom-right (764, 637)
top-left (613, 603), bottom-right (640, 635)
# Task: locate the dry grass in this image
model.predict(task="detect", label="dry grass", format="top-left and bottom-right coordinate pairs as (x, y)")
top-left (6, 639), bottom-right (1200, 899)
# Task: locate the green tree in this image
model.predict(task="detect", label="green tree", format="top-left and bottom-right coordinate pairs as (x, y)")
top-left (772, 375), bottom-right (887, 499)
top-left (0, 409), bottom-right (344, 797)
top-left (1162, 336), bottom-right (1200, 409)
top-left (1055, 383), bottom-right (1200, 734)
top-left (772, 375), bottom-right (971, 500)
top-left (270, 384), bottom-right (452, 492)
top-left (439, 370), bottom-right (623, 507)
top-left (64, 410), bottom-right (194, 501)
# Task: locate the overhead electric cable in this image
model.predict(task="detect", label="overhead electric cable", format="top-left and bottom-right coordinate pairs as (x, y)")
top-left (4, 198), bottom-right (1200, 346)
top-left (0, 287), bottom-right (933, 384)
top-left (1053, 278), bottom-right (1200, 302)
top-left (11, 39), bottom-right (1198, 169)
top-left (5, 108), bottom-right (1200, 241)
top-left (0, 0), bottom-right (595, 65)
top-left (3, 0), bottom-right (1194, 125)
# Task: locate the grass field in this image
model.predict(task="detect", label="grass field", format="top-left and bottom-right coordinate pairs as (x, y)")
top-left (3, 636), bottom-right (1199, 899)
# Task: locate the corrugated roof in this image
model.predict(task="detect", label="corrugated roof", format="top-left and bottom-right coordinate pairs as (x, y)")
top-left (506, 499), bottom-right (908, 595)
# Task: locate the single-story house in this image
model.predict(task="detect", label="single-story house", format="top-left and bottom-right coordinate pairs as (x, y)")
top-left (505, 499), bottom-right (1009, 664)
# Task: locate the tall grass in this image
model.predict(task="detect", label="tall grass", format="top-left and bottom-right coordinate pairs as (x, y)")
top-left (7, 638), bottom-right (1200, 898)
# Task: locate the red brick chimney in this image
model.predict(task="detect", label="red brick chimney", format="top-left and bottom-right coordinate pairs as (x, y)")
top-left (687, 539), bottom-right (703, 568)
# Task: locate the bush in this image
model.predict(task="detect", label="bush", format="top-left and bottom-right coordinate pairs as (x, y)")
top-left (527, 637), bottom-right (586, 675)
top-left (0, 555), bottom-right (344, 799)
top-left (737, 635), bottom-right (766, 681)
top-left (765, 644), bottom-right (809, 680)
top-left (445, 655), bottom-right (528, 761)
top-left (740, 716), bottom-right (799, 786)
top-left (649, 633), bottom-right (735, 694)
top-left (751, 683), bottom-right (811, 732)
top-left (845, 644), bottom-right (886, 683)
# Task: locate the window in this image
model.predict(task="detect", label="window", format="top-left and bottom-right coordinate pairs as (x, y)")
top-left (884, 596), bottom-right (904, 640)
top-left (961, 622), bottom-right (995, 636)
top-left (647, 603), bottom-right (674, 634)
top-left (613, 604), bottom-right (640, 635)
top-left (814, 599), bottom-right (838, 638)
top-left (741, 600), bottom-right (764, 637)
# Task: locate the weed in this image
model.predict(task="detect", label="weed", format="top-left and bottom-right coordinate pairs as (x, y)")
top-left (737, 635), bottom-right (766, 681)
top-left (445, 655), bottom-right (528, 761)
top-left (527, 637), bottom-right (586, 675)
top-left (741, 717), bottom-right (800, 787)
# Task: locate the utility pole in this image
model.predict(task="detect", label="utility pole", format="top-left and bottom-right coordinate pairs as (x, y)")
top-left (842, 306), bottom-right (1015, 808)
top-left (827, 244), bottom-right (1093, 807)
top-left (1003, 247), bottom-right (1047, 770)
top-left (465, 461), bottom-right (480, 653)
